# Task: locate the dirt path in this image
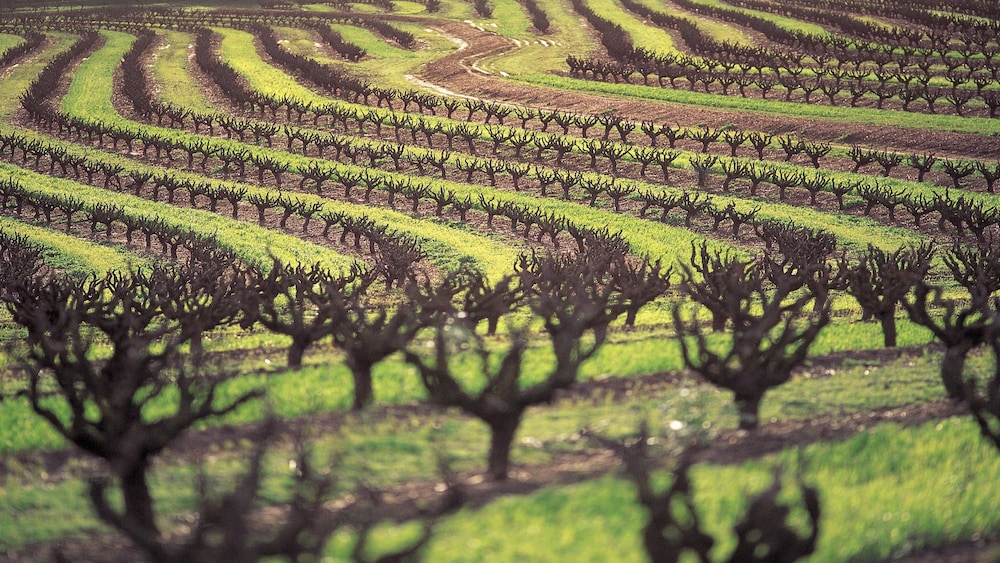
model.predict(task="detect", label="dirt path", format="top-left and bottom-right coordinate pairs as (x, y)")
top-left (0, 345), bottom-right (953, 485)
top-left (418, 20), bottom-right (1000, 159)
top-left (0, 396), bottom-right (970, 562)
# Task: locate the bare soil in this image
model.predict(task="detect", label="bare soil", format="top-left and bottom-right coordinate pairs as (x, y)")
top-left (3, 23), bottom-right (998, 562)
top-left (418, 20), bottom-right (1000, 160)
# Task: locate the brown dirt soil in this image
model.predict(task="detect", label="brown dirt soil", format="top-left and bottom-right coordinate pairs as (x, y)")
top-left (0, 343), bottom-right (931, 485)
top-left (418, 20), bottom-right (1000, 160)
top-left (4, 23), bottom-right (997, 563)
top-left (894, 540), bottom-right (1000, 563)
top-left (0, 395), bottom-right (971, 562)
top-left (116, 29), bottom-right (988, 260)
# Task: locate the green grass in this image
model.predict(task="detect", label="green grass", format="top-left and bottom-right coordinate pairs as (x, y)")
top-left (627, 0), bottom-right (750, 46)
top-left (586, 0), bottom-right (681, 57)
top-left (393, 1), bottom-right (428, 14)
top-left (511, 73), bottom-right (1000, 136)
top-left (0, 32), bottom-right (24, 56)
top-left (0, 351), bottom-right (985, 556)
top-left (655, 0), bottom-right (750, 45)
top-left (300, 3), bottom-right (339, 11)
top-left (99, 37), bottom-right (725, 264)
top-left (320, 23), bottom-right (461, 90)
top-left (745, 153), bottom-right (1000, 216)
top-left (274, 23), bottom-right (457, 94)
top-left (227, 22), bottom-right (459, 96)
top-left (252, 185), bottom-right (522, 279)
top-left (151, 30), bottom-right (216, 113)
top-left (215, 27), bottom-right (330, 107)
top-left (2, 164), bottom-right (356, 272)
top-left (344, 2), bottom-right (385, 13)
top-left (0, 217), bottom-right (142, 276)
top-left (0, 311), bottom-right (946, 456)
top-left (0, 32), bottom-right (79, 120)
top-left (0, 34), bottom-right (151, 279)
top-left (330, 23), bottom-right (411, 59)
top-left (424, 417), bottom-right (1000, 562)
top-left (58, 27), bottom-right (939, 269)
top-left (164, 66), bottom-right (929, 256)
top-left (629, 170), bottom-right (924, 253)
top-left (331, 202), bottom-right (521, 279)
top-left (476, 0), bottom-right (534, 39)
top-left (42, 28), bottom-right (521, 276)
top-left (432, 0), bottom-right (478, 20)
top-left (61, 30), bottom-right (135, 118)
top-left (146, 28), bottom-right (522, 275)
top-left (0, 9), bottom-right (996, 562)
top-left (685, 0), bottom-right (829, 36)
top-left (0, 478), bottom-right (107, 550)
top-left (486, 0), bottom-right (596, 76)
top-left (53, 28), bottom-right (728, 267)
top-left (215, 21), bottom-right (1000, 184)
top-left (32, 26), bottom-right (962, 272)
top-left (438, 175), bottom-right (725, 263)
top-left (0, 344), bottom-right (972, 534)
top-left (145, 25), bottom-right (1000, 245)
top-left (579, 314), bottom-right (937, 380)
top-left (5, 106), bottom-right (521, 277)
top-left (274, 25), bottom-right (337, 63)
top-left (340, 21), bottom-right (462, 90)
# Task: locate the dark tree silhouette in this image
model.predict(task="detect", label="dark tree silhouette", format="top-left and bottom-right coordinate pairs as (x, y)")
top-left (969, 332), bottom-right (1000, 451)
top-left (608, 256), bottom-right (672, 327)
top-left (677, 242), bottom-right (753, 333)
top-left (674, 246), bottom-right (830, 429)
top-left (726, 469), bottom-right (821, 562)
top-left (404, 321), bottom-right (525, 481)
top-left (596, 426), bottom-right (820, 563)
top-left (453, 264), bottom-right (523, 336)
top-left (840, 244), bottom-right (933, 347)
top-left (331, 293), bottom-right (426, 411)
top-left (0, 230), bottom-right (46, 298)
top-left (943, 235), bottom-right (1000, 306)
top-left (89, 423), bottom-right (337, 562)
top-left (405, 252), bottom-right (631, 480)
top-left (516, 251), bottom-right (634, 391)
top-left (592, 427), bottom-right (713, 563)
top-left (930, 236), bottom-right (1000, 437)
top-left (903, 244), bottom-right (996, 401)
top-left (6, 260), bottom-right (260, 536)
top-left (246, 259), bottom-right (373, 370)
top-left (89, 421), bottom-right (457, 562)
top-left (756, 221), bottom-right (839, 313)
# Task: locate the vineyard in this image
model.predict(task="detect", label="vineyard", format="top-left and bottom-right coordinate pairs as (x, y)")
top-left (0, 0), bottom-right (999, 560)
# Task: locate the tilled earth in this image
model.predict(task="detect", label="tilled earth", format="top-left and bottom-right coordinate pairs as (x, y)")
top-left (419, 19), bottom-right (1000, 160)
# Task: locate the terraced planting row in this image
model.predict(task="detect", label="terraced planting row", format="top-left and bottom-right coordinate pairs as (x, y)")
top-left (0, 0), bottom-right (999, 561)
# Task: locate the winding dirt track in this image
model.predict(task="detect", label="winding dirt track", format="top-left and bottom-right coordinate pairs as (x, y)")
top-left (419, 20), bottom-right (1000, 159)
top-left (3, 19), bottom-right (999, 562)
